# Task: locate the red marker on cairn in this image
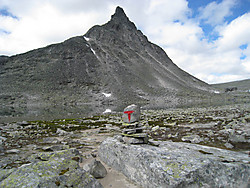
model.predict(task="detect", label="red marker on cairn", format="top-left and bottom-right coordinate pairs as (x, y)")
top-left (122, 104), bottom-right (140, 124)
top-left (121, 104), bottom-right (149, 144)
top-left (124, 110), bottom-right (135, 122)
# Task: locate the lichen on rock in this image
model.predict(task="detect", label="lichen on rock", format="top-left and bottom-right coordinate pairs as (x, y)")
top-left (99, 137), bottom-right (250, 188)
top-left (0, 149), bottom-right (103, 188)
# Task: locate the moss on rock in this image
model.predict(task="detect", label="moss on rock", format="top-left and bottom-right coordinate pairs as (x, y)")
top-left (0, 149), bottom-right (103, 188)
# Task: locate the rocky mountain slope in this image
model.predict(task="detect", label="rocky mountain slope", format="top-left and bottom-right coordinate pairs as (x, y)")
top-left (0, 7), bottom-right (214, 113)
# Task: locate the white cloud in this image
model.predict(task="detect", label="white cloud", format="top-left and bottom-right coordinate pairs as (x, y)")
top-left (160, 11), bottom-right (250, 84)
top-left (146, 0), bottom-right (190, 22)
top-left (198, 0), bottom-right (236, 26)
top-left (241, 45), bottom-right (250, 72)
top-left (0, 1), bottom-right (113, 55)
top-left (195, 73), bottom-right (246, 84)
top-left (49, 0), bottom-right (111, 13)
top-left (216, 13), bottom-right (250, 51)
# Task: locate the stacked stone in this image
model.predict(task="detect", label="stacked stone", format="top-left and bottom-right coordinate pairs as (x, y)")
top-left (121, 104), bottom-right (149, 144)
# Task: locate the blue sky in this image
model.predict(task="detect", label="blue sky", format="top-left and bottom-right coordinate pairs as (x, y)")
top-left (0, 0), bottom-right (249, 84)
top-left (189, 0), bottom-right (249, 41)
top-left (0, 8), bottom-right (18, 19)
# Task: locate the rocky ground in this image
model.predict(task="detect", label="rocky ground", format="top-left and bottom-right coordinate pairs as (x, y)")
top-left (0, 103), bottom-right (249, 187)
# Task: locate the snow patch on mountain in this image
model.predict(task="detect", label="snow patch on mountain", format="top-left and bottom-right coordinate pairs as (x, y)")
top-left (102, 92), bottom-right (112, 97)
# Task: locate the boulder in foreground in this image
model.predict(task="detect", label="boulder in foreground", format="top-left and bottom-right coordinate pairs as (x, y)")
top-left (0, 149), bottom-right (103, 188)
top-left (99, 137), bottom-right (250, 188)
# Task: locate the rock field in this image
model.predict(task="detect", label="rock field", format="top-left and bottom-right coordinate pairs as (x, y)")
top-left (0, 103), bottom-right (249, 187)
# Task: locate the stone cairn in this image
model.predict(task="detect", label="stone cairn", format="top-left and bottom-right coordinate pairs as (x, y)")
top-left (120, 104), bottom-right (149, 144)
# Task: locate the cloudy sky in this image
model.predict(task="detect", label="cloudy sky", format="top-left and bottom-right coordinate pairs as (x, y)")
top-left (0, 0), bottom-right (249, 84)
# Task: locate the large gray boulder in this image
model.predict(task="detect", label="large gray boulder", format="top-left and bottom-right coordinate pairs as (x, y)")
top-left (0, 149), bottom-right (103, 188)
top-left (99, 137), bottom-right (250, 188)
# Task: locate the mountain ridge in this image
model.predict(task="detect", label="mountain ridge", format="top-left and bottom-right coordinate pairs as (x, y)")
top-left (212, 78), bottom-right (250, 91)
top-left (84, 7), bottom-right (211, 93)
top-left (0, 6), bottom-right (214, 114)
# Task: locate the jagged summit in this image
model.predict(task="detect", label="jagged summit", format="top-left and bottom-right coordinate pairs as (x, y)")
top-left (111, 6), bottom-right (129, 21)
top-left (109, 6), bottom-right (136, 30)
top-left (85, 6), bottom-right (137, 39)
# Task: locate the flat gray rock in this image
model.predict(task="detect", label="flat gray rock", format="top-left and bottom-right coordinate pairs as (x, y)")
top-left (0, 149), bottom-right (103, 188)
top-left (99, 137), bottom-right (250, 188)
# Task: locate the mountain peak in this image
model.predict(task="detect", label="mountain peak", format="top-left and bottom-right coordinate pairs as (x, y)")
top-left (85, 6), bottom-right (137, 39)
top-left (114, 6), bottom-right (126, 17)
top-left (111, 6), bottom-right (129, 22)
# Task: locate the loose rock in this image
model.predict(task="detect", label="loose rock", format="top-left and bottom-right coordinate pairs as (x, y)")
top-left (224, 142), bottom-right (234, 149)
top-left (88, 159), bottom-right (107, 179)
top-left (42, 137), bottom-right (60, 144)
top-left (0, 136), bottom-right (7, 145)
top-left (181, 134), bottom-right (203, 144)
top-left (152, 125), bottom-right (160, 132)
top-left (56, 128), bottom-right (70, 136)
